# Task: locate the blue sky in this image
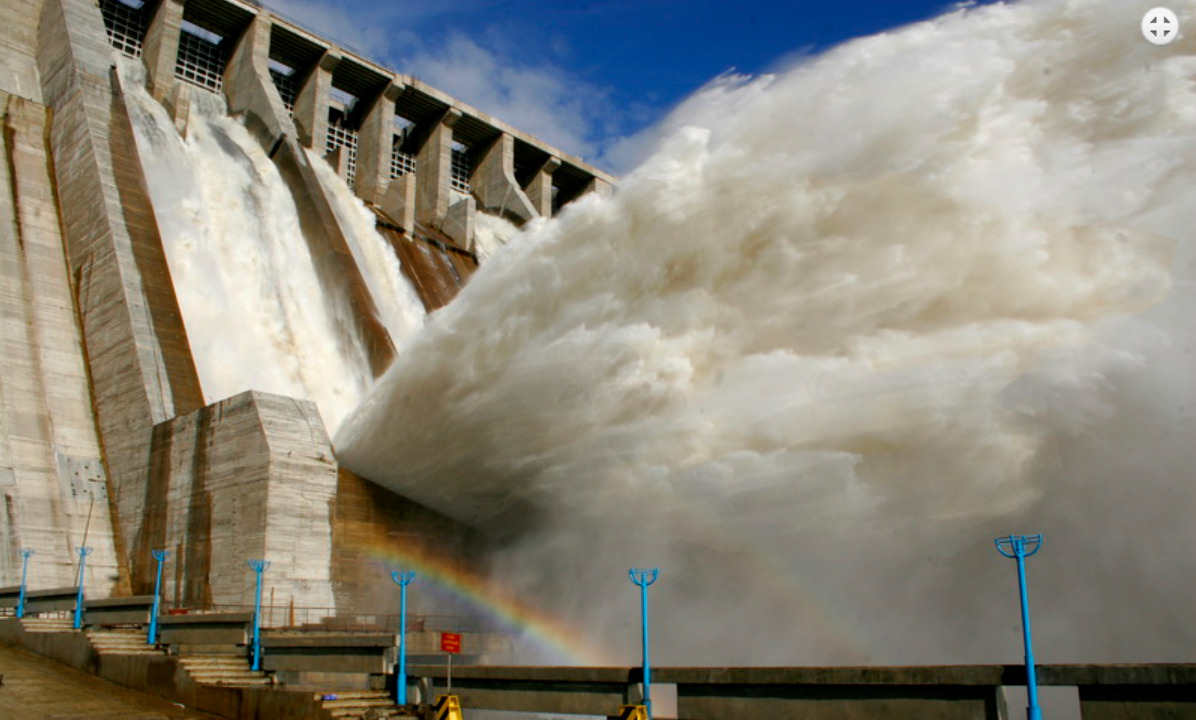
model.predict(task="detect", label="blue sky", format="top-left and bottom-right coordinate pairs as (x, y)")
top-left (263, 0), bottom-right (999, 173)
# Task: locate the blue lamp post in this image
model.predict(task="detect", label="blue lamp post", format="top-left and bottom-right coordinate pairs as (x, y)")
top-left (15, 549), bottom-right (34, 619)
top-left (73, 546), bottom-right (92, 630)
top-left (995, 534), bottom-right (1044, 720)
top-left (391, 570), bottom-right (416, 705)
top-left (147, 549), bottom-right (169, 645)
top-left (247, 559), bottom-right (270, 671)
top-left (629, 568), bottom-right (659, 719)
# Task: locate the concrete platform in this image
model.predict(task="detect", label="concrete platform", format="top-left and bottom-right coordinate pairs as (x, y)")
top-left (0, 642), bottom-right (220, 719)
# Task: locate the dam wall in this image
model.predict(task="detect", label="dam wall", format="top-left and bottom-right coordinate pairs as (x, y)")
top-left (0, 90), bottom-right (122, 592)
top-left (0, 0), bottom-right (610, 615)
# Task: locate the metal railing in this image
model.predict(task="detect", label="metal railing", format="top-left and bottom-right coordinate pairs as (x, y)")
top-left (157, 602), bottom-right (502, 633)
top-left (99, 0), bottom-right (145, 59)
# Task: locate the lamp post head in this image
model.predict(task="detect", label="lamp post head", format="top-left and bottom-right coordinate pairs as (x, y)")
top-left (152, 549), bottom-right (169, 562)
top-left (391, 570), bottom-right (416, 586)
top-left (629, 568), bottom-right (659, 587)
top-left (247, 559), bottom-right (271, 572)
top-left (77, 546), bottom-right (93, 558)
top-left (995, 534), bottom-right (1043, 560)
top-left (20, 549), bottom-right (34, 559)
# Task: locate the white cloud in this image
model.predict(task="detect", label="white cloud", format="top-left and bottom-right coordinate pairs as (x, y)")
top-left (261, 1), bottom-right (625, 170)
top-left (400, 34), bottom-right (611, 163)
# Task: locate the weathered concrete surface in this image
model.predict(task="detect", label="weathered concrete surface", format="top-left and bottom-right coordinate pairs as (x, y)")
top-left (355, 82), bottom-right (403, 205)
top-left (21, 585), bottom-right (80, 613)
top-left (0, 0), bottom-right (44, 102)
top-left (292, 50), bottom-right (338, 151)
top-left (329, 468), bottom-right (484, 619)
top-left (224, 12), bottom-right (293, 154)
top-left (143, 392), bottom-right (336, 612)
top-left (526, 156), bottom-right (561, 218)
top-left (415, 108), bottom-right (462, 229)
top-left (0, 90), bottom-right (121, 592)
top-left (37, 0), bottom-right (204, 594)
top-left (261, 632), bottom-right (395, 675)
top-left (158, 612), bottom-right (251, 649)
top-left (84, 594), bottom-right (155, 626)
top-left (0, 641), bottom-right (221, 719)
top-left (1040, 665), bottom-right (1196, 720)
top-left (473, 132), bottom-right (537, 224)
top-left (141, 0), bottom-right (183, 104)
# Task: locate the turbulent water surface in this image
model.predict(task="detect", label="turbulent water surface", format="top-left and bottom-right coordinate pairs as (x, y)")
top-left (337, 0), bottom-right (1196, 665)
top-left (121, 59), bottom-right (425, 432)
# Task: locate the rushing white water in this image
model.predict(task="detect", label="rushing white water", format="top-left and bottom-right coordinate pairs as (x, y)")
top-left (119, 59), bottom-right (378, 432)
top-left (473, 211), bottom-right (523, 263)
top-left (306, 151), bottom-right (427, 346)
top-left (338, 0), bottom-right (1196, 665)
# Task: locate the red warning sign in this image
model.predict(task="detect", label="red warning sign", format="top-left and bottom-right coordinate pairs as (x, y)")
top-left (440, 632), bottom-right (462, 654)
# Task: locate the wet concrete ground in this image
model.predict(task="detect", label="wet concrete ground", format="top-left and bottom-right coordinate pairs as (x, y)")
top-left (0, 642), bottom-right (220, 719)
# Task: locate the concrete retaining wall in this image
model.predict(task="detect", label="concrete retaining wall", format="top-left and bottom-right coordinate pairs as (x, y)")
top-left (143, 391), bottom-right (337, 612)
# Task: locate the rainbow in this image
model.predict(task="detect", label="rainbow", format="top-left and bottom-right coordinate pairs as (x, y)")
top-left (362, 538), bottom-right (615, 665)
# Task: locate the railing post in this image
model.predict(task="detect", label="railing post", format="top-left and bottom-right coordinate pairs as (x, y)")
top-left (995, 534), bottom-right (1044, 720)
top-left (16, 549), bottom-right (34, 619)
top-left (73, 547), bottom-right (92, 630)
top-left (148, 549), bottom-right (169, 645)
top-left (629, 568), bottom-right (660, 719)
top-left (247, 559), bottom-right (270, 671)
top-left (391, 570), bottom-right (416, 705)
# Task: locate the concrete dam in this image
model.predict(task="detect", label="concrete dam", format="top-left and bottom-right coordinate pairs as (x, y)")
top-left (0, 0), bottom-right (613, 633)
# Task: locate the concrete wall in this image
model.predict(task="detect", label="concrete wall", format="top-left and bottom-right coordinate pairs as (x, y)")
top-left (36, 0), bottom-right (204, 594)
top-left (0, 90), bottom-right (121, 593)
top-left (0, 0), bottom-right (44, 102)
top-left (142, 391), bottom-right (336, 612)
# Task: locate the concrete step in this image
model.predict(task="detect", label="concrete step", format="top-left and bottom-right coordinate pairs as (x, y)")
top-left (314, 691), bottom-right (392, 702)
top-left (317, 691), bottom-right (407, 719)
top-left (178, 654), bottom-right (271, 686)
top-left (322, 697), bottom-right (397, 710)
top-left (190, 675), bottom-right (272, 686)
top-left (21, 618), bottom-right (76, 633)
top-left (327, 710), bottom-right (405, 719)
top-left (87, 630), bottom-right (158, 654)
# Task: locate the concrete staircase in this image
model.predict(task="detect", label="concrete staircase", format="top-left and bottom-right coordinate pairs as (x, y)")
top-left (316, 690), bottom-right (406, 719)
top-left (20, 617), bottom-right (76, 633)
top-left (178, 654), bottom-right (272, 687)
top-left (87, 628), bottom-right (164, 656)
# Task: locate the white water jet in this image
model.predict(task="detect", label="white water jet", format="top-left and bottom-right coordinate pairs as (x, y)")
top-left (306, 152), bottom-right (427, 347)
top-left (332, 0), bottom-right (1196, 666)
top-left (119, 58), bottom-right (372, 432)
top-left (473, 212), bottom-right (523, 263)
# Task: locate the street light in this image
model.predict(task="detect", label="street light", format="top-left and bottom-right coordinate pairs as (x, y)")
top-left (16, 549), bottom-right (34, 619)
top-left (629, 568), bottom-right (659, 719)
top-left (73, 547), bottom-right (92, 630)
top-left (391, 570), bottom-right (416, 705)
top-left (148, 549), bottom-right (169, 645)
top-left (995, 534), bottom-right (1044, 720)
top-left (247, 559), bottom-right (270, 671)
